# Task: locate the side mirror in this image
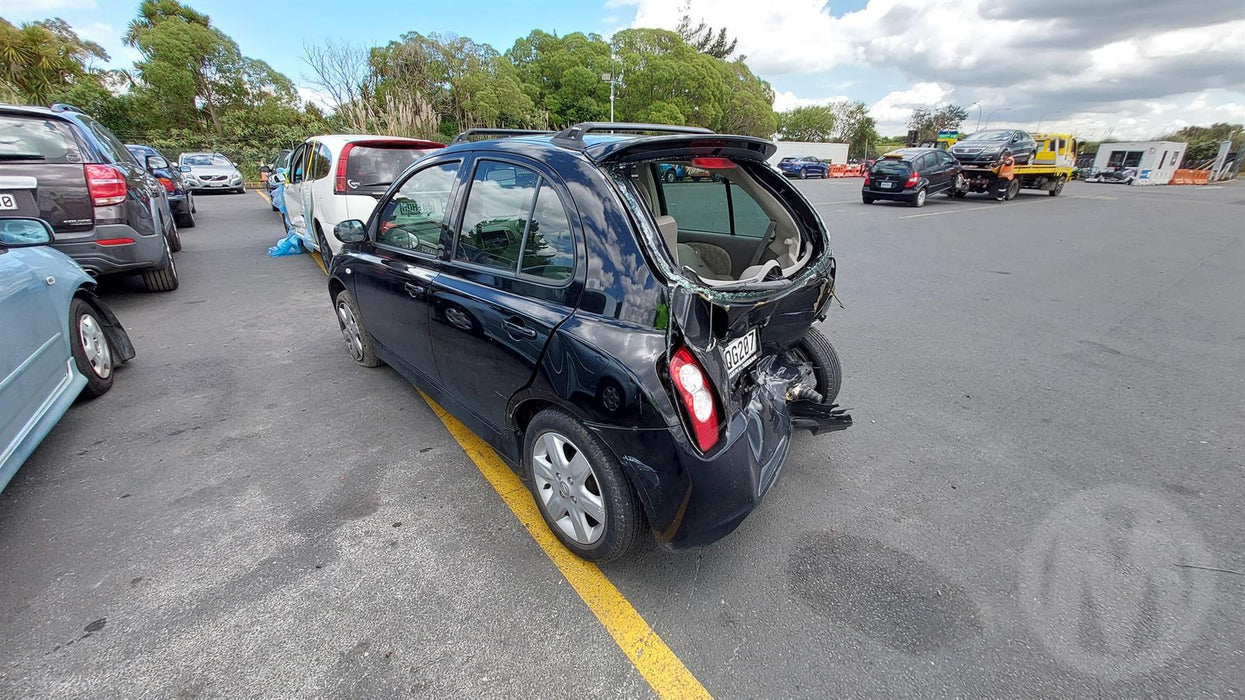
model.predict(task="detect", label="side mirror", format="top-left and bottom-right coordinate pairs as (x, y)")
top-left (178, 165), bottom-right (192, 173)
top-left (271, 171), bottom-right (286, 184)
top-left (334, 219), bottom-right (367, 244)
top-left (0, 217), bottom-right (55, 247)
top-left (259, 165), bottom-right (272, 174)
top-left (145, 155), bottom-right (169, 171)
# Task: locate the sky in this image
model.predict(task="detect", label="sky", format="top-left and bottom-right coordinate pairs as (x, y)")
top-left (2, 0), bottom-right (1243, 140)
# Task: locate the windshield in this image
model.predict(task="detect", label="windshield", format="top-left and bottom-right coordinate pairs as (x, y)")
top-left (963, 131), bottom-right (1010, 142)
top-left (872, 159), bottom-right (912, 176)
top-left (345, 145), bottom-right (437, 188)
top-left (183, 154), bottom-right (232, 167)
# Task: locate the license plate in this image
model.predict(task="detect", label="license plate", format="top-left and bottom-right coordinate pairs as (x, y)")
top-left (722, 329), bottom-right (759, 375)
top-left (0, 193), bottom-right (16, 210)
top-left (880, 182), bottom-right (894, 189)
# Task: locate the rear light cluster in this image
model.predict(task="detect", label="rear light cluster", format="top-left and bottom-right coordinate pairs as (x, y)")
top-left (334, 143), bottom-right (355, 194)
top-left (668, 347), bottom-right (721, 452)
top-left (905, 171), bottom-right (920, 187)
top-left (863, 172), bottom-right (871, 186)
top-left (84, 164), bottom-right (126, 207)
top-left (157, 177), bottom-right (176, 193)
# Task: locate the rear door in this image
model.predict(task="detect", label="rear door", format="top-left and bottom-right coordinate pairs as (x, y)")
top-left (0, 112), bottom-right (95, 233)
top-left (426, 156), bottom-right (582, 433)
top-left (0, 242), bottom-right (67, 468)
top-left (870, 158), bottom-right (911, 192)
top-left (351, 157), bottom-right (463, 382)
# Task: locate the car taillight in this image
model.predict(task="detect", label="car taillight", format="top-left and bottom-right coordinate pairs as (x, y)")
top-left (668, 347), bottom-right (721, 452)
top-left (84, 164), bottom-right (127, 207)
top-left (158, 177), bottom-right (175, 193)
top-left (905, 171), bottom-right (920, 187)
top-left (334, 143), bottom-right (355, 194)
top-left (863, 172), bottom-right (871, 185)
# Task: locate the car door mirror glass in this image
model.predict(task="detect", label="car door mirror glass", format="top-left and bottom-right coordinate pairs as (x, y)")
top-left (179, 165), bottom-right (192, 173)
top-left (0, 218), bottom-right (54, 247)
top-left (145, 155), bottom-right (169, 171)
top-left (334, 219), bottom-right (367, 243)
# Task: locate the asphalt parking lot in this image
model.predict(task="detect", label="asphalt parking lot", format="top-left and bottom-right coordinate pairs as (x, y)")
top-left (2, 179), bottom-right (1242, 697)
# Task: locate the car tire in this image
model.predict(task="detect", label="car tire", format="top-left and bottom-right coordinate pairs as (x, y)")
top-left (315, 223), bottom-right (332, 271)
top-left (822, 168), bottom-right (829, 179)
top-left (141, 238), bottom-right (179, 292)
top-left (791, 327), bottom-right (842, 405)
top-left (190, 195), bottom-right (197, 214)
top-left (799, 168), bottom-right (808, 179)
top-left (862, 195), bottom-right (875, 204)
top-left (910, 187), bottom-right (927, 207)
top-left (69, 297), bottom-right (115, 399)
top-left (232, 186), bottom-right (245, 194)
top-left (1006, 178), bottom-right (1021, 200)
top-left (524, 407), bottom-right (644, 563)
top-left (663, 170), bottom-right (676, 183)
top-left (333, 290), bottom-right (381, 368)
top-left (166, 222), bottom-right (182, 253)
top-left (175, 204), bottom-right (195, 229)
top-left (948, 173), bottom-right (966, 196)
top-left (1049, 176), bottom-right (1065, 197)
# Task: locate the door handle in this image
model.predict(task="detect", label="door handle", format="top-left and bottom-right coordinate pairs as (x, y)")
top-left (504, 319), bottom-right (537, 340)
top-left (405, 282), bottom-right (425, 298)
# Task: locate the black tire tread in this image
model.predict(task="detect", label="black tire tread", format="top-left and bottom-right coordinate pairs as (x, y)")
top-left (334, 290), bottom-right (381, 367)
top-left (797, 327), bottom-right (842, 405)
top-left (69, 297), bottom-right (114, 399)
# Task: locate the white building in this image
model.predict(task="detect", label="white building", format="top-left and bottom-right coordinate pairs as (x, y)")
top-left (1092, 141), bottom-right (1188, 185)
top-left (768, 141), bottom-right (850, 166)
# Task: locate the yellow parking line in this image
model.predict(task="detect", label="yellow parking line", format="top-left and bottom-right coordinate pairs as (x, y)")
top-left (420, 392), bottom-right (712, 700)
top-left (311, 251), bottom-right (326, 275)
top-left (255, 189), bottom-right (271, 204)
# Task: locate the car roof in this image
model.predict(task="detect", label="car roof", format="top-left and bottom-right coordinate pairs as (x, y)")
top-left (882, 148), bottom-right (939, 160)
top-left (435, 131), bottom-right (775, 166)
top-left (302, 134), bottom-right (445, 149)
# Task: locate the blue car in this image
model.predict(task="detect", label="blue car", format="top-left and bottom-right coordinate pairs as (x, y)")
top-left (778, 156), bottom-right (830, 179)
top-left (0, 217), bottom-right (135, 491)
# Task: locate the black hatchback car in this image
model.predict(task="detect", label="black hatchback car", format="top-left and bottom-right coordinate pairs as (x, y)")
top-left (326, 123), bottom-right (851, 561)
top-left (862, 148), bottom-right (965, 207)
top-left (127, 144), bottom-right (196, 229)
top-left (0, 104), bottom-right (179, 291)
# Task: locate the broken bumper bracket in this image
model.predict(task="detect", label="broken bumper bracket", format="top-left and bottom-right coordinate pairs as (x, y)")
top-left (788, 401), bottom-right (853, 435)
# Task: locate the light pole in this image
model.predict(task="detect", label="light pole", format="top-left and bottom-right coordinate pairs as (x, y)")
top-left (985, 107), bottom-right (1011, 129)
top-left (602, 53), bottom-right (622, 123)
top-left (1035, 111), bottom-right (1060, 132)
top-left (972, 101), bottom-right (982, 132)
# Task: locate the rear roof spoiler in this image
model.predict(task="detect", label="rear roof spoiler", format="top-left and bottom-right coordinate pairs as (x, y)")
top-left (551, 122), bottom-right (714, 150)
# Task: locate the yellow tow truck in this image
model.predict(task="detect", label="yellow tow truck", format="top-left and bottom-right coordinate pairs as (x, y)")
top-left (956, 133), bottom-right (1077, 200)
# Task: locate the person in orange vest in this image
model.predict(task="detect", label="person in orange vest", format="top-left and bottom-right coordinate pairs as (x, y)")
top-left (994, 154), bottom-right (1016, 200)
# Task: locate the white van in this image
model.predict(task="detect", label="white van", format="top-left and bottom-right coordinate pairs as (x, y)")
top-left (280, 135), bottom-right (444, 263)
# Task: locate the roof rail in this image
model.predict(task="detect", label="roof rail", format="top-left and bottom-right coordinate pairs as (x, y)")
top-left (451, 128), bottom-right (554, 144)
top-left (49, 103), bottom-right (85, 114)
top-left (551, 122), bottom-right (714, 150)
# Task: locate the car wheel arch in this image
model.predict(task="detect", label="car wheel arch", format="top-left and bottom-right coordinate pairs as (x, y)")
top-left (72, 288), bottom-right (136, 366)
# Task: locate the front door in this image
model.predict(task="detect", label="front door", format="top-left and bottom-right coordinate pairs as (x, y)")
top-left (427, 157), bottom-right (582, 433)
top-left (283, 143), bottom-right (309, 234)
top-left (350, 158), bottom-right (463, 383)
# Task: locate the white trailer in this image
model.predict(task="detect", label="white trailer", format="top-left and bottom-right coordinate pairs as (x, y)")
top-left (769, 141), bottom-right (850, 166)
top-left (1092, 141), bottom-right (1187, 185)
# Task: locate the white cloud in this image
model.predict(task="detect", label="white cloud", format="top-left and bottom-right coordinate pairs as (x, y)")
top-left (0, 0), bottom-right (96, 15)
top-left (772, 90), bottom-right (852, 112)
top-left (297, 87), bottom-right (336, 112)
top-left (614, 0), bottom-right (1245, 138)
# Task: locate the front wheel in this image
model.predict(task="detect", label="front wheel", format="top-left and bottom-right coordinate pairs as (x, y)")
top-left (333, 290), bottom-right (381, 367)
top-left (949, 173), bottom-right (966, 196)
top-left (822, 168), bottom-right (830, 179)
top-left (70, 298), bottom-right (115, 398)
top-left (166, 222), bottom-right (182, 253)
top-left (663, 170), bottom-right (677, 183)
top-left (524, 408), bottom-right (644, 562)
top-left (910, 187), bottom-right (927, 207)
top-left (1006, 178), bottom-right (1021, 200)
top-left (790, 327), bottom-right (842, 405)
top-left (799, 168), bottom-right (808, 179)
top-left (1049, 176), bottom-right (1065, 196)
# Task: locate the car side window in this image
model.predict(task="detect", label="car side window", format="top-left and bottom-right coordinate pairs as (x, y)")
top-left (309, 143), bottom-right (332, 180)
top-left (80, 116), bottom-right (135, 166)
top-left (289, 145), bottom-right (307, 184)
top-left (376, 160), bottom-right (460, 255)
top-left (522, 183), bottom-right (575, 281)
top-left (454, 160), bottom-right (540, 272)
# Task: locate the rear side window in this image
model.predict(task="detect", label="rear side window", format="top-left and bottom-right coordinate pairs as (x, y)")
top-left (309, 143), bottom-right (331, 180)
top-left (872, 159), bottom-right (911, 176)
top-left (0, 115), bottom-right (82, 163)
top-left (454, 159), bottom-right (574, 281)
top-left (659, 166), bottom-right (773, 238)
top-left (80, 116), bottom-right (136, 166)
top-left (345, 145), bottom-right (436, 189)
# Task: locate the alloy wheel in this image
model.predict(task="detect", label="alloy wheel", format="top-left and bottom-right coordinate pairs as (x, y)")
top-left (336, 301), bottom-right (364, 361)
top-left (78, 313), bottom-right (113, 379)
top-left (531, 430), bottom-right (606, 545)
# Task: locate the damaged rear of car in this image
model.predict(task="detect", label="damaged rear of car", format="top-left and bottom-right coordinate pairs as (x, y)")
top-left (325, 123), bottom-right (849, 562)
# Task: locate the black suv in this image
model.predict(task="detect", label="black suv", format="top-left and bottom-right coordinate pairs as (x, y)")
top-left (949, 129), bottom-right (1038, 166)
top-left (127, 144), bottom-right (196, 229)
top-left (862, 148), bottom-right (965, 207)
top-left (0, 104), bottom-right (179, 291)
top-left (325, 123), bottom-right (851, 561)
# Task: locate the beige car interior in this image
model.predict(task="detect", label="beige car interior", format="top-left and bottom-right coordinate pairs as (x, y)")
top-left (634, 163), bottom-right (813, 287)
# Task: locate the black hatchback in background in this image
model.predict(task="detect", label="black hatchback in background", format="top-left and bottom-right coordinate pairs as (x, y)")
top-left (862, 148), bottom-right (965, 207)
top-left (0, 104), bottom-right (179, 291)
top-left (126, 144), bottom-right (196, 229)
